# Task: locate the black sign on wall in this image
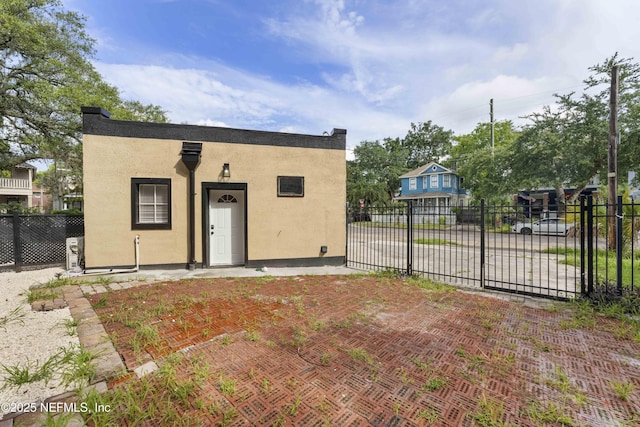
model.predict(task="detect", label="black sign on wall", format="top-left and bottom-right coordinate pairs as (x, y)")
top-left (277, 176), bottom-right (304, 197)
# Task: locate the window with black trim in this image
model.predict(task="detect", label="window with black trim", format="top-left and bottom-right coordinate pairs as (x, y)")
top-left (131, 178), bottom-right (171, 229)
top-left (277, 176), bottom-right (304, 197)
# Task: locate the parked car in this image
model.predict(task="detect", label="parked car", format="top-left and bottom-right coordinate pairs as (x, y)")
top-left (512, 218), bottom-right (574, 236)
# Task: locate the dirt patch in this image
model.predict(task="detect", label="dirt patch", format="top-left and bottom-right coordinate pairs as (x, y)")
top-left (84, 275), bottom-right (640, 426)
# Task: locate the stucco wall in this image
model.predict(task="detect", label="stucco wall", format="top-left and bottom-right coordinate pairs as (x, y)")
top-left (83, 127), bottom-right (346, 269)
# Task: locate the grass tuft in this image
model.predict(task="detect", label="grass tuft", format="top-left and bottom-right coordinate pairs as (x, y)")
top-left (0, 306), bottom-right (25, 330)
top-left (611, 379), bottom-right (634, 401)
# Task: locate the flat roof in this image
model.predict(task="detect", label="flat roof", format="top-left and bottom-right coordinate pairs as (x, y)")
top-left (81, 107), bottom-right (346, 151)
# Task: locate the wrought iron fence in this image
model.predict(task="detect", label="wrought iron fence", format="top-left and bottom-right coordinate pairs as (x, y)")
top-left (581, 195), bottom-right (639, 296)
top-left (346, 196), bottom-right (638, 300)
top-left (0, 214), bottom-right (84, 272)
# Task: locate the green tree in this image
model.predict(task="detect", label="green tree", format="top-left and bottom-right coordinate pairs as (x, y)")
top-left (348, 120), bottom-right (454, 205)
top-left (347, 138), bottom-right (408, 205)
top-left (583, 54), bottom-right (640, 187)
top-left (402, 121), bottom-right (453, 170)
top-left (451, 121), bottom-right (519, 203)
top-left (510, 98), bottom-right (605, 212)
top-left (0, 0), bottom-right (168, 173)
top-left (511, 54), bottom-right (640, 210)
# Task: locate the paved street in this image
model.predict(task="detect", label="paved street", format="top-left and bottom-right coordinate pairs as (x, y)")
top-left (347, 224), bottom-right (583, 299)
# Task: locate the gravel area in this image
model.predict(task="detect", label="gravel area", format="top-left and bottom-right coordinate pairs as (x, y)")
top-left (0, 267), bottom-right (79, 417)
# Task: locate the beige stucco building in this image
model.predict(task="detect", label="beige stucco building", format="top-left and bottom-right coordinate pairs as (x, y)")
top-left (81, 107), bottom-right (346, 269)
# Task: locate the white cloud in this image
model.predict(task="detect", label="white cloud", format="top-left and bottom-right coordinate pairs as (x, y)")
top-left (93, 60), bottom-right (409, 152)
top-left (493, 43), bottom-right (529, 63)
top-left (87, 0), bottom-right (640, 156)
top-left (196, 119), bottom-right (230, 127)
top-left (418, 74), bottom-right (569, 134)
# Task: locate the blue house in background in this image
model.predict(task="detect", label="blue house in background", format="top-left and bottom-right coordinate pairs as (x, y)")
top-left (396, 162), bottom-right (469, 223)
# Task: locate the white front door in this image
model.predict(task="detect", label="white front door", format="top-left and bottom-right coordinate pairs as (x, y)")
top-left (209, 190), bottom-right (245, 266)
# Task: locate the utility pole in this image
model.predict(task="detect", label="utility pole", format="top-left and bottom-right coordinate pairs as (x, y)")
top-left (608, 65), bottom-right (619, 250)
top-left (490, 99), bottom-right (495, 157)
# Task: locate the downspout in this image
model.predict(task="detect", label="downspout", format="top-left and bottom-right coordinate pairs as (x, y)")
top-left (189, 168), bottom-right (196, 267)
top-left (180, 142), bottom-right (203, 270)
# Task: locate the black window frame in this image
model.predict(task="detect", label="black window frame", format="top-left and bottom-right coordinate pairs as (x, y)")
top-left (131, 178), bottom-right (172, 230)
top-left (277, 176), bottom-right (304, 197)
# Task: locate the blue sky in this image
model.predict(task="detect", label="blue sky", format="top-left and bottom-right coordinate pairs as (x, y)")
top-left (64, 0), bottom-right (640, 157)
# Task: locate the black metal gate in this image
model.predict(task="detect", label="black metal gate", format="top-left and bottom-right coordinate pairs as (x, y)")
top-left (346, 197), bottom-right (639, 300)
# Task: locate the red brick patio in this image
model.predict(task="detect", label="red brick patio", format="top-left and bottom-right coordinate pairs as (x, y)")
top-left (83, 274), bottom-right (640, 426)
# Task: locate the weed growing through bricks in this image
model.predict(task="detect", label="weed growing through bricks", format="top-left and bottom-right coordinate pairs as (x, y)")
top-left (410, 356), bottom-right (430, 372)
top-left (525, 400), bottom-right (575, 426)
top-left (286, 396), bottom-right (302, 416)
top-left (151, 300), bottom-right (173, 317)
top-left (492, 351), bottom-right (516, 378)
top-left (135, 323), bottom-right (161, 348)
top-left (347, 348), bottom-right (374, 365)
top-left (422, 375), bottom-right (449, 392)
top-left (272, 413), bottom-right (286, 426)
top-left (416, 407), bottom-right (440, 424)
top-left (546, 366), bottom-right (572, 394)
top-left (94, 275), bottom-right (114, 286)
top-left (191, 358), bottom-right (211, 387)
top-left (319, 352), bottom-right (333, 366)
top-left (219, 407), bottom-right (238, 426)
top-left (247, 367), bottom-right (256, 380)
top-left (308, 317), bottom-right (325, 331)
top-left (218, 374), bottom-right (237, 397)
top-left (334, 318), bottom-right (352, 329)
top-left (176, 318), bottom-right (191, 337)
top-left (611, 380), bottom-right (634, 401)
top-left (471, 394), bottom-right (507, 427)
top-left (261, 378), bottom-right (272, 395)
top-left (93, 295), bottom-right (108, 308)
top-left (285, 377), bottom-right (300, 390)
top-left (393, 401), bottom-right (401, 415)
top-left (245, 330), bottom-right (259, 342)
top-left (368, 367), bottom-right (380, 382)
top-left (467, 354), bottom-right (486, 375)
top-left (220, 334), bottom-right (232, 346)
top-left (397, 367), bottom-right (412, 385)
top-left (543, 366), bottom-right (589, 408)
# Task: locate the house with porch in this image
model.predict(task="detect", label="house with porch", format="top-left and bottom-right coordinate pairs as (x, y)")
top-left (81, 107), bottom-right (346, 270)
top-left (0, 163), bottom-right (36, 210)
top-left (395, 162), bottom-right (469, 224)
